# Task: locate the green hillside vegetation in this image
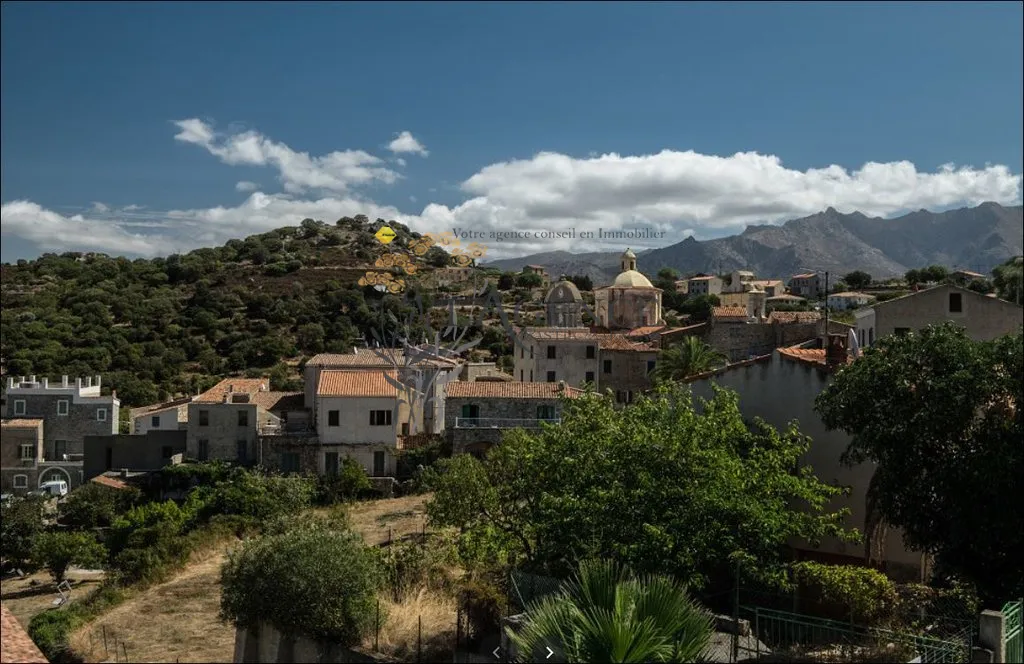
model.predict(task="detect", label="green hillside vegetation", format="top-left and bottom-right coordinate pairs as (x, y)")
top-left (0, 215), bottom-right (472, 408)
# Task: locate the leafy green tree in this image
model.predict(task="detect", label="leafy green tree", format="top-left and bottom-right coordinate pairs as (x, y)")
top-left (517, 272), bottom-right (544, 288)
top-left (904, 269), bottom-right (921, 286)
top-left (498, 272), bottom-right (516, 290)
top-left (815, 324), bottom-right (1023, 604)
top-left (220, 522), bottom-right (380, 644)
top-left (58, 482), bottom-right (142, 529)
top-left (315, 457), bottom-right (372, 504)
top-left (654, 268), bottom-right (681, 292)
top-left (1, 495), bottom-right (47, 570)
top-left (843, 271), bottom-right (872, 290)
top-left (426, 384), bottom-right (852, 589)
top-left (508, 559), bottom-right (714, 663)
top-left (425, 245), bottom-right (451, 268)
top-left (992, 256), bottom-right (1023, 304)
top-left (652, 337), bottom-right (728, 381)
top-left (677, 294), bottom-right (720, 322)
top-left (32, 531), bottom-right (106, 582)
top-left (569, 274), bottom-right (594, 292)
top-left (921, 264), bottom-right (949, 283)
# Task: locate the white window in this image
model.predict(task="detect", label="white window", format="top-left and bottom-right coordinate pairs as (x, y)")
top-left (13, 475), bottom-right (28, 489)
top-left (13, 400), bottom-right (26, 416)
top-left (20, 444), bottom-right (34, 460)
top-left (57, 400), bottom-right (69, 416)
top-left (97, 408), bottom-right (107, 422)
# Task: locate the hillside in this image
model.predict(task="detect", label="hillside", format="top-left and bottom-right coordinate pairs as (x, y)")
top-left (0, 215), bottom-right (475, 409)
top-left (485, 203), bottom-right (1024, 284)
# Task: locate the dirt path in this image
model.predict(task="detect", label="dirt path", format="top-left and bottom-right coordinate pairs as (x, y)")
top-left (67, 495), bottom-right (430, 663)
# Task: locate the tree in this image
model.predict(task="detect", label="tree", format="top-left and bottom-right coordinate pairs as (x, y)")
top-left (517, 272), bottom-right (544, 289)
top-left (921, 264), bottom-right (949, 283)
top-left (425, 246), bottom-right (451, 268)
top-left (843, 271), bottom-right (872, 290)
top-left (58, 482), bottom-right (141, 529)
top-left (904, 269), bottom-right (921, 286)
top-left (507, 559), bottom-right (714, 663)
top-left (569, 274), bottom-right (593, 292)
top-left (32, 531), bottom-right (106, 583)
top-left (426, 384), bottom-right (851, 590)
top-left (220, 522), bottom-right (380, 644)
top-left (1, 495), bottom-right (47, 570)
top-left (992, 256), bottom-right (1023, 304)
top-left (677, 294), bottom-right (720, 322)
top-left (652, 337), bottom-right (728, 382)
top-left (815, 324), bottom-right (1023, 604)
top-left (498, 272), bottom-right (516, 291)
top-left (654, 268), bottom-right (680, 292)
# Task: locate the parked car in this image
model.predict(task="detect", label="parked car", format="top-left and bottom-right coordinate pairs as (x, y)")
top-left (30, 480), bottom-right (69, 498)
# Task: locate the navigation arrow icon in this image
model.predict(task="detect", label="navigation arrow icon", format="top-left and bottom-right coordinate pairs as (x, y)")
top-left (546, 646), bottom-right (554, 659)
top-left (493, 646), bottom-right (501, 659)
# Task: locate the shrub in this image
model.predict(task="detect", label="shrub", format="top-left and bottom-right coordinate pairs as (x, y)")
top-left (58, 482), bottom-right (142, 529)
top-left (32, 531), bottom-right (106, 583)
top-left (1, 494), bottom-right (47, 570)
top-left (460, 579), bottom-right (505, 640)
top-left (315, 457), bottom-right (371, 504)
top-left (793, 561), bottom-right (899, 623)
top-left (188, 469), bottom-right (315, 523)
top-left (28, 608), bottom-right (85, 662)
top-left (108, 500), bottom-right (186, 556)
top-left (221, 523), bottom-right (380, 644)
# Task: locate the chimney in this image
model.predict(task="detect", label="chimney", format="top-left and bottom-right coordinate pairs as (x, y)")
top-left (825, 333), bottom-right (848, 368)
top-left (62, 375), bottom-right (69, 387)
top-left (228, 384), bottom-right (234, 393)
top-left (41, 378), bottom-right (48, 388)
top-left (558, 380), bottom-right (566, 392)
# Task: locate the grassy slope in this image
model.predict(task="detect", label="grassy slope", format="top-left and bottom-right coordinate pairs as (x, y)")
top-left (66, 495), bottom-right (431, 663)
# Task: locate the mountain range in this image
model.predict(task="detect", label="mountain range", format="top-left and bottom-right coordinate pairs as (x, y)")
top-left (482, 203), bottom-right (1024, 285)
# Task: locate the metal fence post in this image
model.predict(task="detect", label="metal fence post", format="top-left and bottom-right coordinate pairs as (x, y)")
top-left (417, 614), bottom-right (422, 663)
top-left (375, 599), bottom-right (380, 651)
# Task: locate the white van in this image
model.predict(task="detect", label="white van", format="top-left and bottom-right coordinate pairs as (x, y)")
top-left (37, 480), bottom-right (69, 498)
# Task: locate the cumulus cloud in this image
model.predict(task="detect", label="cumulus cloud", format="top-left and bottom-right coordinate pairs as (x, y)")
top-left (173, 118), bottom-right (400, 194)
top-left (3, 120), bottom-right (1020, 260)
top-left (235, 180), bottom-right (258, 192)
top-left (395, 157), bottom-right (407, 167)
top-left (387, 131), bottom-right (428, 157)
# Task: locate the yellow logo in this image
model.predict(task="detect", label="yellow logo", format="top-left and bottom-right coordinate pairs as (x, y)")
top-left (375, 226), bottom-right (397, 244)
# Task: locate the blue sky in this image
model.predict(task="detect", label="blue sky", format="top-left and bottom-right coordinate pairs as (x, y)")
top-left (2, 1), bottom-right (1022, 261)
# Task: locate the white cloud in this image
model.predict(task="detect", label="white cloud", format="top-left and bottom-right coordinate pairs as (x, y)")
top-left (235, 180), bottom-right (259, 192)
top-left (3, 121), bottom-right (1021, 261)
top-left (387, 131), bottom-right (428, 157)
top-left (395, 157), bottom-right (407, 167)
top-left (173, 118), bottom-right (400, 194)
top-left (91, 202), bottom-right (110, 213)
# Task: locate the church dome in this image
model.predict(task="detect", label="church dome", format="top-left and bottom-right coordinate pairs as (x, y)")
top-left (612, 270), bottom-right (654, 288)
top-left (546, 279), bottom-right (582, 303)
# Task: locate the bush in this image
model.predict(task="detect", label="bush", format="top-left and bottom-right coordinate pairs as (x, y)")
top-left (32, 531), bottom-right (106, 583)
top-left (28, 608), bottom-right (85, 662)
top-left (221, 523), bottom-right (381, 644)
top-left (460, 579), bottom-right (505, 641)
top-left (1, 494), bottom-right (47, 570)
top-left (184, 468), bottom-right (315, 524)
top-left (793, 561), bottom-right (899, 623)
top-left (59, 483), bottom-right (142, 530)
top-left (315, 457), bottom-right (371, 504)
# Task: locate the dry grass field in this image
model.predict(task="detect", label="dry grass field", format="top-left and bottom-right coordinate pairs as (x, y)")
top-left (65, 494), bottom-right (433, 663)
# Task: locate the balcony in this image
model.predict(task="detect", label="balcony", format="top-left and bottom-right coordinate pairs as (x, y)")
top-left (454, 417), bottom-right (561, 429)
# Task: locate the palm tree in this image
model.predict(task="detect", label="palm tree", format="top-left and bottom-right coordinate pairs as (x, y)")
top-left (652, 336), bottom-right (728, 382)
top-left (506, 560), bottom-right (714, 663)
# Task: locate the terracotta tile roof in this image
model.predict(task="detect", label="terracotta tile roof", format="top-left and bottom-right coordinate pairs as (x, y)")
top-left (1, 418), bottom-right (44, 428)
top-left (130, 396), bottom-right (193, 418)
top-left (791, 272), bottom-right (818, 279)
top-left (713, 306), bottom-right (749, 320)
top-left (194, 378), bottom-right (269, 403)
top-left (250, 391), bottom-right (305, 412)
top-left (953, 270), bottom-right (985, 279)
top-left (777, 346), bottom-right (828, 366)
top-left (91, 475), bottom-right (130, 490)
top-left (626, 325), bottom-right (667, 337)
top-left (599, 334), bottom-right (658, 351)
top-left (1, 603), bottom-right (48, 663)
top-left (767, 311), bottom-right (822, 324)
top-left (317, 370), bottom-right (400, 397)
top-left (829, 291), bottom-right (872, 298)
top-left (445, 382), bottom-right (583, 399)
top-left (766, 294), bottom-right (806, 301)
top-left (751, 279), bottom-right (784, 288)
top-left (688, 275), bottom-right (717, 281)
top-left (473, 371), bottom-right (515, 382)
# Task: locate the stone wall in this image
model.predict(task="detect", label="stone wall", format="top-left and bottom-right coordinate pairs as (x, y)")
top-left (233, 622), bottom-right (397, 663)
top-left (3, 392), bottom-right (118, 458)
top-left (188, 402), bottom-right (267, 462)
top-left (702, 320), bottom-right (850, 362)
top-left (445, 396), bottom-right (564, 453)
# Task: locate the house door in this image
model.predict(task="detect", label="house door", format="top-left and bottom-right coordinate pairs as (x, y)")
top-left (373, 451), bottom-right (386, 477)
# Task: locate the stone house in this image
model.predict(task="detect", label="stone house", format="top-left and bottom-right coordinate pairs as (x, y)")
top-left (749, 279), bottom-right (785, 297)
top-left (687, 275), bottom-right (723, 297)
top-left (130, 396), bottom-right (193, 434)
top-left (789, 272), bottom-right (823, 298)
top-left (1, 375), bottom-right (119, 490)
top-left (303, 350), bottom-right (459, 435)
top-left (826, 291), bottom-right (875, 311)
top-left (315, 370), bottom-right (421, 477)
top-left (723, 269), bottom-right (756, 293)
top-left (687, 336), bottom-right (928, 581)
top-left (186, 378), bottom-right (279, 464)
top-left (444, 381), bottom-right (583, 456)
top-left (522, 264), bottom-right (550, 286)
top-left (854, 284), bottom-right (1024, 348)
